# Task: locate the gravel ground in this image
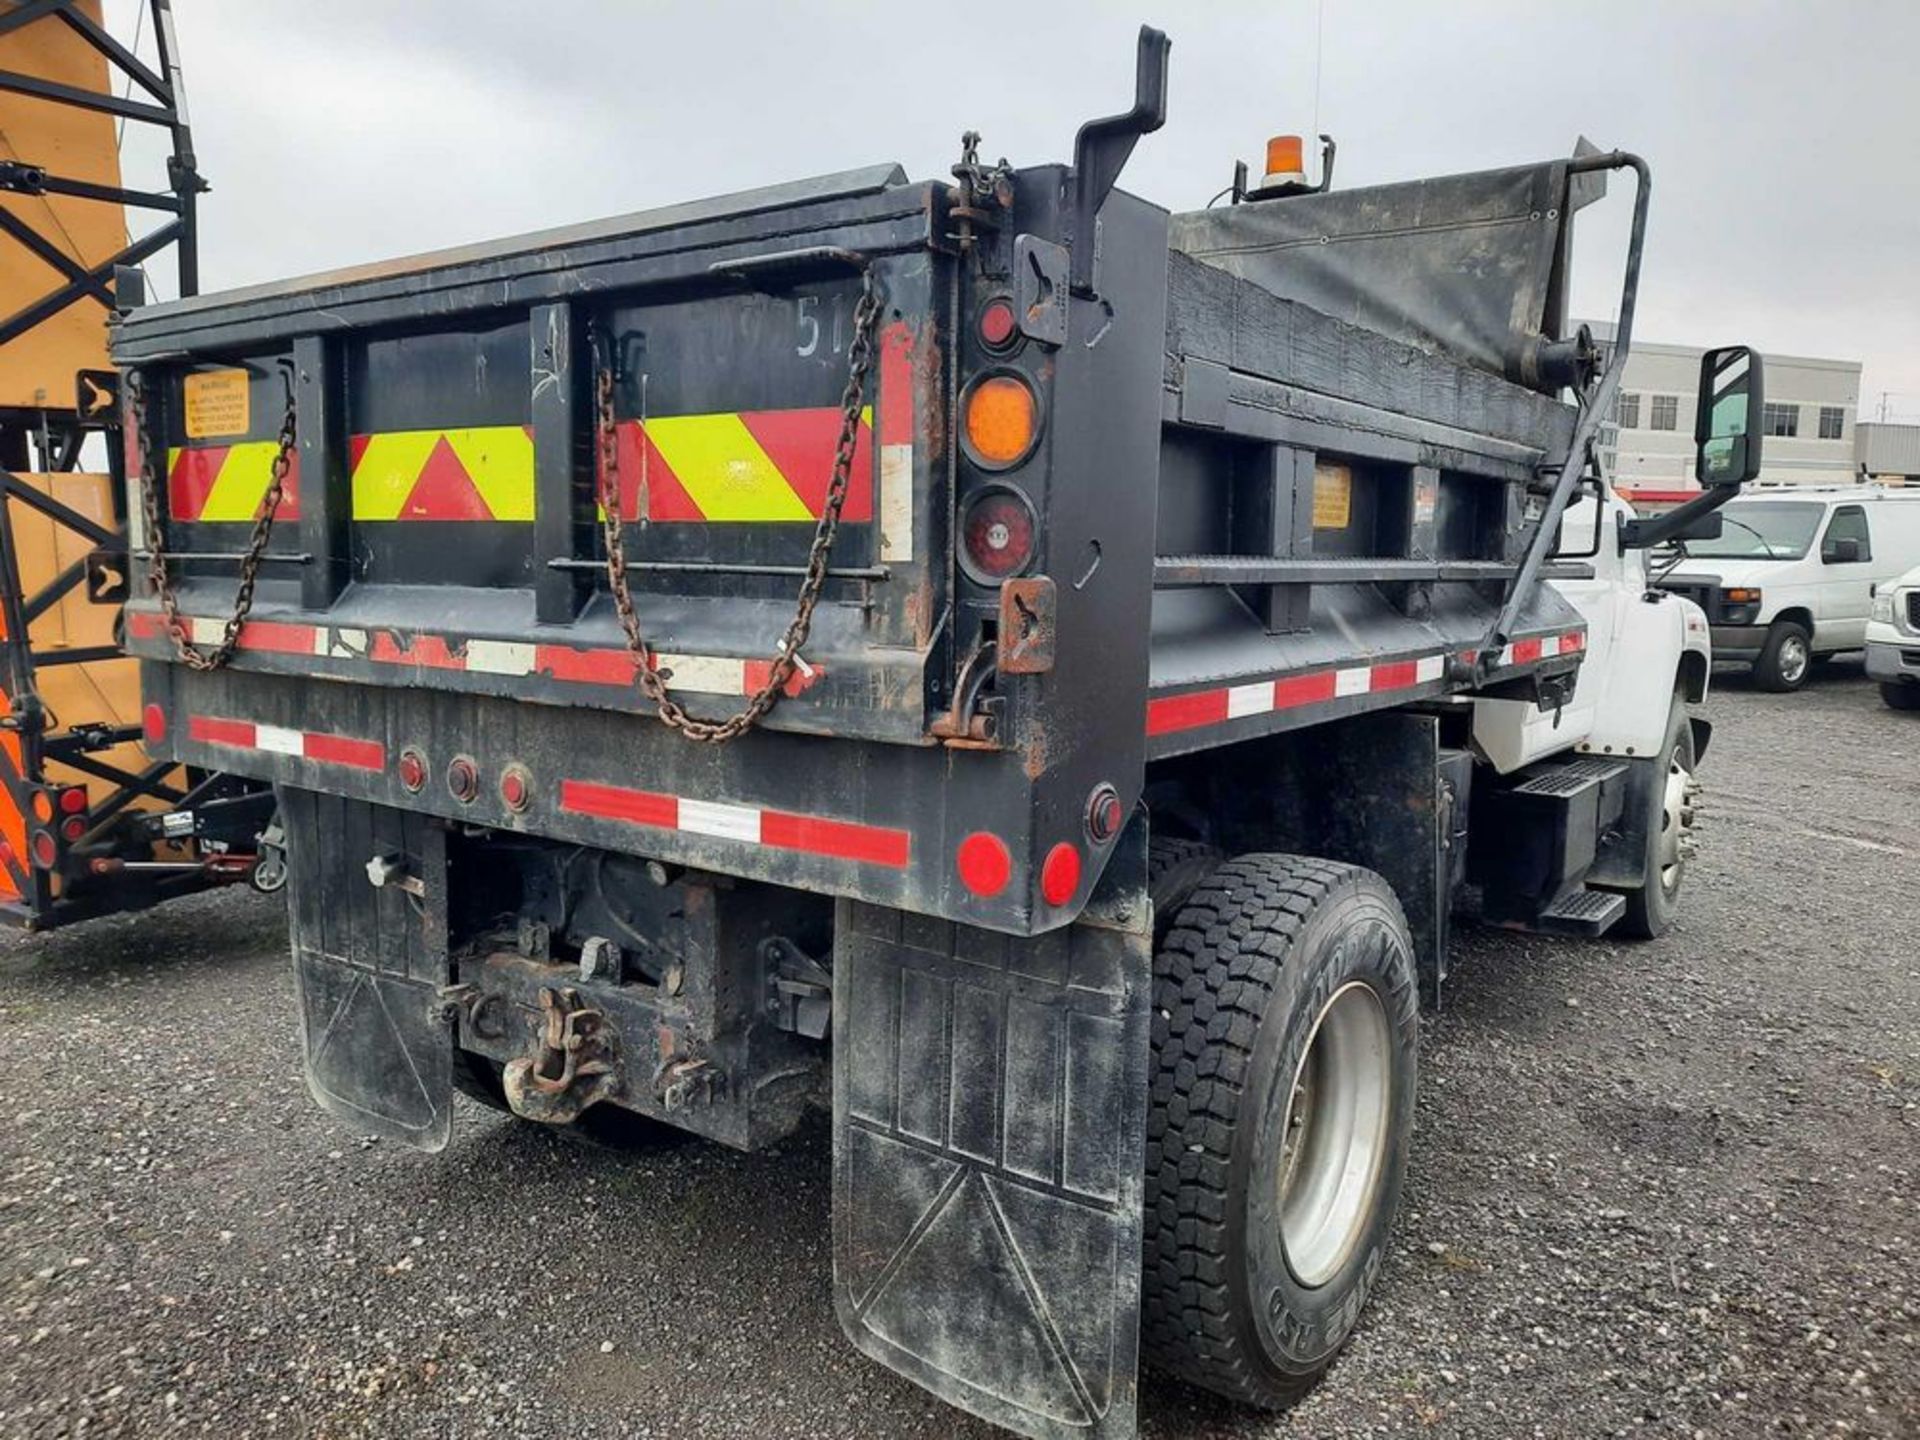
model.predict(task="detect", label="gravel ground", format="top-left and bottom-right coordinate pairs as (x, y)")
top-left (1, 660), bottom-right (1914, 1439)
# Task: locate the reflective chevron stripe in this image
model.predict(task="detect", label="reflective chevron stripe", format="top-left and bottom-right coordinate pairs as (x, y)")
top-left (349, 425), bottom-right (535, 521)
top-left (604, 408), bottom-right (876, 523)
top-left (167, 444), bottom-right (302, 522)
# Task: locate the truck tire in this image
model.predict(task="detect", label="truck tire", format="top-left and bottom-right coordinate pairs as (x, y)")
top-left (1141, 854), bottom-right (1419, 1409)
top-left (1752, 619), bottom-right (1812, 692)
top-left (1881, 682), bottom-right (1920, 711)
top-left (1146, 834), bottom-right (1223, 942)
top-left (1619, 699), bottom-right (1697, 939)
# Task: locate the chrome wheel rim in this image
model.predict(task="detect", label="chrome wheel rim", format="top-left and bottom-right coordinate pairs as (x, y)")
top-left (1276, 979), bottom-right (1393, 1288)
top-left (1655, 747), bottom-right (1699, 895)
top-left (1778, 634), bottom-right (1809, 685)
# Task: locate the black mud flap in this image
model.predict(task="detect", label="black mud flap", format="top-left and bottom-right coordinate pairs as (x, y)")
top-left (832, 829), bottom-right (1152, 1440)
top-left (281, 788), bottom-right (454, 1152)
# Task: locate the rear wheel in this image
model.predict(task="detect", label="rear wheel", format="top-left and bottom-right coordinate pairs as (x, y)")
top-left (1142, 854), bottom-right (1418, 1408)
top-left (1619, 699), bottom-right (1697, 939)
top-left (1146, 834), bottom-right (1223, 943)
top-left (1881, 682), bottom-right (1920, 711)
top-left (1753, 620), bottom-right (1812, 692)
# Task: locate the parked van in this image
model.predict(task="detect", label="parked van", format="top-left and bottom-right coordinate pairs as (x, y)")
top-left (1657, 485), bottom-right (1920, 690)
top-left (1866, 562), bottom-right (1920, 710)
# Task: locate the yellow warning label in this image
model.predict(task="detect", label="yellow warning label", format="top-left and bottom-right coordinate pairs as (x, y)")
top-left (182, 369), bottom-right (250, 439)
top-left (1312, 462), bottom-right (1352, 529)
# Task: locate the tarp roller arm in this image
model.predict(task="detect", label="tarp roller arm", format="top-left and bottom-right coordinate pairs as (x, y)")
top-left (1478, 151), bottom-right (1650, 674)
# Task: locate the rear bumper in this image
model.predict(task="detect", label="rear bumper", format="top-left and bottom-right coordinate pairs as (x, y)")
top-left (1866, 640), bottom-right (1920, 684)
top-left (1708, 623), bottom-right (1768, 662)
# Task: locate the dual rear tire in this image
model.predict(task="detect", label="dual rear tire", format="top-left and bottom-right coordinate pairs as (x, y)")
top-left (1142, 850), bottom-right (1419, 1408)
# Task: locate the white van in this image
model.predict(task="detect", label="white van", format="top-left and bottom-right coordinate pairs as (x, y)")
top-left (1866, 562), bottom-right (1920, 710)
top-left (1657, 484), bottom-right (1920, 691)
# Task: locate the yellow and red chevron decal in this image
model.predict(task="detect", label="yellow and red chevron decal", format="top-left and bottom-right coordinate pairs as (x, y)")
top-left (167, 444), bottom-right (302, 522)
top-left (350, 426), bottom-right (534, 522)
top-left (602, 407), bottom-right (875, 524)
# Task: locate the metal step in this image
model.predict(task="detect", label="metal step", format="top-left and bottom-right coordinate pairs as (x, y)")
top-left (1535, 887), bottom-right (1627, 936)
top-left (1512, 756), bottom-right (1628, 799)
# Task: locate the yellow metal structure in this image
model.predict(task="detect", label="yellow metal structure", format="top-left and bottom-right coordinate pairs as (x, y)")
top-left (0, 0), bottom-right (125, 410)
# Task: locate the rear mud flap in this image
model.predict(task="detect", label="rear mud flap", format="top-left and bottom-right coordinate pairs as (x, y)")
top-left (281, 788), bottom-right (454, 1152)
top-left (832, 835), bottom-right (1152, 1440)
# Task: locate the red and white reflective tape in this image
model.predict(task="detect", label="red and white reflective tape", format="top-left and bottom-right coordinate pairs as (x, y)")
top-left (1147, 629), bottom-right (1585, 738)
top-left (126, 612), bottom-right (818, 699)
top-left (1498, 629), bottom-right (1585, 666)
top-left (559, 779), bottom-right (910, 868)
top-left (187, 714), bottom-right (385, 771)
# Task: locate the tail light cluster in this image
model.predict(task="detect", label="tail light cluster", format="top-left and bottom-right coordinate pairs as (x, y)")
top-left (398, 746), bottom-right (533, 814)
top-left (958, 298), bottom-right (1045, 587)
top-left (27, 784), bottom-right (88, 870)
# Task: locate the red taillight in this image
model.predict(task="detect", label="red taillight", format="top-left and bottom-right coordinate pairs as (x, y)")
top-left (58, 787), bottom-right (86, 815)
top-left (60, 816), bottom-right (86, 842)
top-left (960, 487), bottom-right (1036, 584)
top-left (1040, 842), bottom-right (1082, 907)
top-left (1086, 785), bottom-right (1123, 844)
top-left (957, 831), bottom-right (1012, 898)
top-left (978, 297), bottom-right (1017, 351)
top-left (142, 703), bottom-right (167, 745)
top-left (446, 756), bottom-right (479, 804)
top-left (397, 748), bottom-right (427, 793)
top-left (29, 830), bottom-right (57, 869)
top-left (500, 765), bottom-right (531, 813)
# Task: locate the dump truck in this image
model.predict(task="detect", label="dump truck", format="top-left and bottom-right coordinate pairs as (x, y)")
top-left (112, 28), bottom-right (1763, 1439)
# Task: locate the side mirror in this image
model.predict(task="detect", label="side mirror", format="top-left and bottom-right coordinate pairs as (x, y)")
top-left (1826, 536), bottom-right (1863, 564)
top-left (1694, 345), bottom-right (1764, 487)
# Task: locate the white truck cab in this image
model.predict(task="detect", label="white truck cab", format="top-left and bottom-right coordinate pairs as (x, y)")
top-left (1867, 561), bottom-right (1920, 710)
top-left (1658, 484), bottom-right (1920, 691)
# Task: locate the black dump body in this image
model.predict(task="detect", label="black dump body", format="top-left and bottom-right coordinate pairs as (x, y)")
top-left (116, 155), bottom-right (1594, 941)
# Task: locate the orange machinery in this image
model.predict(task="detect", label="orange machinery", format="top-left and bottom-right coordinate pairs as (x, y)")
top-left (0, 0), bottom-right (270, 926)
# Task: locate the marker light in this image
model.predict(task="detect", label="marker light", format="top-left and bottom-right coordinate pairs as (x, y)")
top-left (963, 374), bottom-right (1038, 469)
top-left (1040, 842), bottom-right (1082, 907)
top-left (978, 297), bottom-right (1018, 350)
top-left (30, 791), bottom-right (53, 824)
top-left (142, 703), bottom-right (166, 745)
top-left (960, 487), bottom-right (1036, 584)
top-left (956, 832), bottom-right (1012, 898)
top-left (398, 748), bottom-right (428, 793)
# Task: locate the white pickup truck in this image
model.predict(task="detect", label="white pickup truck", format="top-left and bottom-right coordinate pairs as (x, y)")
top-left (1658, 485), bottom-right (1920, 691)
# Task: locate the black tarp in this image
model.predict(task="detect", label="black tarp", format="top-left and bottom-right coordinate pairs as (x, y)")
top-left (1170, 156), bottom-right (1604, 394)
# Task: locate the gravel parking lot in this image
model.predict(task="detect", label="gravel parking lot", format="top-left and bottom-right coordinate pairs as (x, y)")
top-left (2, 660), bottom-right (1914, 1439)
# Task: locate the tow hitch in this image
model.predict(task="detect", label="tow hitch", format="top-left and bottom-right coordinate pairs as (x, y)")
top-left (502, 987), bottom-right (621, 1124)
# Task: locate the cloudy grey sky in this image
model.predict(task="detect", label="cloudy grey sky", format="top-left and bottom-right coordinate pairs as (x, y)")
top-left (115, 1), bottom-right (1920, 418)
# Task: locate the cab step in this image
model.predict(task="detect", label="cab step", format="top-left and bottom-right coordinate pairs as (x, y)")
top-left (1534, 886), bottom-right (1627, 936)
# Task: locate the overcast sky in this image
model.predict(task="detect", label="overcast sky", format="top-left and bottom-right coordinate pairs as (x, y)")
top-left (113, 1), bottom-right (1920, 418)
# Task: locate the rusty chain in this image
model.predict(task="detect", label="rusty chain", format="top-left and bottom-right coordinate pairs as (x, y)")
top-left (595, 268), bottom-right (883, 743)
top-left (128, 368), bottom-right (296, 671)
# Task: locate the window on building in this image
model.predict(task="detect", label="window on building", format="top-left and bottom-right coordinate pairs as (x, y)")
top-left (1615, 392), bottom-right (1641, 429)
top-left (1650, 395), bottom-right (1678, 431)
top-left (1763, 402), bottom-right (1799, 437)
top-left (1822, 505), bottom-right (1872, 563)
top-left (1819, 406), bottom-right (1846, 440)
